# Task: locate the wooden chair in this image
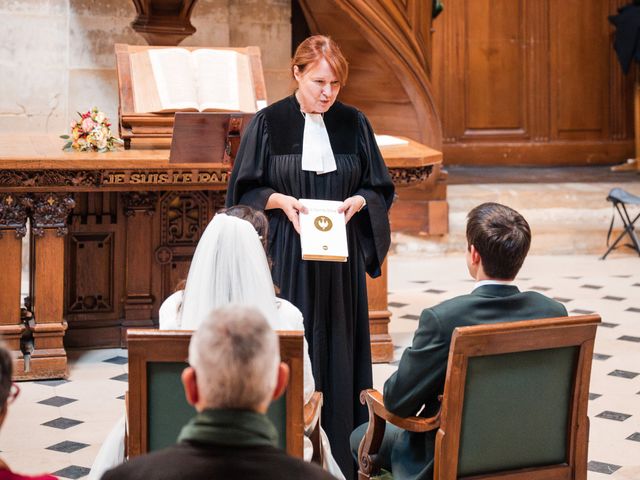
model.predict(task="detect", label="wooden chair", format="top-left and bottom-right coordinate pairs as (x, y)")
top-left (126, 329), bottom-right (322, 460)
top-left (358, 314), bottom-right (601, 480)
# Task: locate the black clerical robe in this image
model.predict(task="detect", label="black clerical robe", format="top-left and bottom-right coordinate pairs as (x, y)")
top-left (227, 95), bottom-right (395, 478)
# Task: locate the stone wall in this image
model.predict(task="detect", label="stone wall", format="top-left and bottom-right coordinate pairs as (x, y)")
top-left (0, 0), bottom-right (292, 135)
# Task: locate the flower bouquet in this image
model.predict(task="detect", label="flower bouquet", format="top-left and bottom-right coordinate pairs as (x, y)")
top-left (61, 107), bottom-right (124, 152)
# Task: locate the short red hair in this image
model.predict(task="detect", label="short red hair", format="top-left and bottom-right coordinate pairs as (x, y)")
top-left (291, 35), bottom-right (349, 86)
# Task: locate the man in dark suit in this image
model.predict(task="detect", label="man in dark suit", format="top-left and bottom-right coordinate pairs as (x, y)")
top-left (350, 202), bottom-right (567, 480)
top-left (103, 305), bottom-right (334, 480)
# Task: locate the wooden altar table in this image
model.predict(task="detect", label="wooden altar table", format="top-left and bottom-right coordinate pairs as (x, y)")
top-left (0, 135), bottom-right (442, 379)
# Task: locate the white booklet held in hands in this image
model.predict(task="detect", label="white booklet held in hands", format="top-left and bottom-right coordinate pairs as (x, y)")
top-left (299, 199), bottom-right (348, 262)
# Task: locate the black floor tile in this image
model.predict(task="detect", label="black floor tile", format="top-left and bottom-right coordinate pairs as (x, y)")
top-left (618, 335), bottom-right (640, 342)
top-left (388, 302), bottom-right (408, 308)
top-left (599, 322), bottom-right (619, 328)
top-left (400, 314), bottom-right (420, 320)
top-left (595, 410), bottom-right (632, 421)
top-left (37, 396), bottom-right (77, 407)
top-left (593, 353), bottom-right (612, 361)
top-left (110, 373), bottom-right (128, 382)
top-left (602, 295), bottom-right (625, 301)
top-left (608, 370), bottom-right (639, 379)
top-left (625, 307), bottom-right (640, 313)
top-left (553, 297), bottom-right (572, 303)
top-left (103, 356), bottom-right (128, 365)
top-left (587, 461), bottom-right (621, 475)
top-left (626, 432), bottom-right (640, 442)
top-left (580, 284), bottom-right (603, 289)
top-left (530, 286), bottom-right (551, 291)
top-left (52, 465), bottom-right (91, 479)
top-left (46, 441), bottom-right (89, 453)
top-left (41, 417), bottom-right (83, 429)
top-left (588, 393), bottom-right (602, 401)
top-left (33, 379), bottom-right (69, 387)
top-left (424, 289), bottom-right (446, 294)
top-left (571, 309), bottom-right (596, 315)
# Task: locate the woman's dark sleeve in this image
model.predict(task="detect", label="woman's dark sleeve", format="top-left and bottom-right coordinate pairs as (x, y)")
top-left (225, 111), bottom-right (276, 209)
top-left (352, 111), bottom-right (395, 278)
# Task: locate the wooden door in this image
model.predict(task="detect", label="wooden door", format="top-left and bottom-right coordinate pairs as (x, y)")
top-left (432, 0), bottom-right (634, 165)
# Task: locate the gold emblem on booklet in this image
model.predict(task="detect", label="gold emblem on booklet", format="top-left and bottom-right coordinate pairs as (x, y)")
top-left (314, 216), bottom-right (333, 232)
top-left (300, 199), bottom-right (347, 262)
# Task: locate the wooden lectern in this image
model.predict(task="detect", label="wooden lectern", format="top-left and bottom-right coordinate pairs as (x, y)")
top-left (114, 43), bottom-right (267, 150)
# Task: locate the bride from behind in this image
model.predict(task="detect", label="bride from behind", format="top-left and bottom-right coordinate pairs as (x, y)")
top-left (90, 207), bottom-right (344, 480)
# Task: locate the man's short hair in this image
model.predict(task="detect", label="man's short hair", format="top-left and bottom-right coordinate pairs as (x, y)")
top-left (466, 202), bottom-right (531, 280)
top-left (188, 305), bottom-right (280, 410)
top-left (0, 342), bottom-right (12, 409)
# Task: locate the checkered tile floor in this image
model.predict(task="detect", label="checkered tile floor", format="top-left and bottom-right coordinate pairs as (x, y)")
top-left (1, 253), bottom-right (638, 479)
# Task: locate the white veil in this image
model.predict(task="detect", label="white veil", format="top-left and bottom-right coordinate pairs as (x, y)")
top-left (178, 213), bottom-right (280, 330)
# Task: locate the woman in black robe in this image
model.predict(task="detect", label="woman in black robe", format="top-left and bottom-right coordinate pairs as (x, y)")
top-left (226, 35), bottom-right (394, 478)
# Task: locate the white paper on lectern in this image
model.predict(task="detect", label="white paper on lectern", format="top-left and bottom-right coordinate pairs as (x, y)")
top-left (299, 199), bottom-right (348, 262)
top-left (374, 134), bottom-right (409, 147)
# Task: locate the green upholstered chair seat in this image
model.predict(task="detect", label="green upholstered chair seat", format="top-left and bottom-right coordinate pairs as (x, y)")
top-left (147, 362), bottom-right (287, 452)
top-left (457, 346), bottom-right (577, 476)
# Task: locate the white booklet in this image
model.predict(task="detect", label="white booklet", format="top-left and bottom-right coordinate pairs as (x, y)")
top-left (299, 199), bottom-right (348, 262)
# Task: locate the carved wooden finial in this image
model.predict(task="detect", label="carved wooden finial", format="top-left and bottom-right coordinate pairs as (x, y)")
top-left (130, 0), bottom-right (199, 46)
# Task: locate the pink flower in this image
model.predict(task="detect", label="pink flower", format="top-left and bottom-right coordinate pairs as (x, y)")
top-left (81, 117), bottom-right (97, 132)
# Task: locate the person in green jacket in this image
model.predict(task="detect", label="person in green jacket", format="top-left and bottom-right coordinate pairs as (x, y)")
top-left (350, 202), bottom-right (567, 480)
top-left (103, 306), bottom-right (335, 480)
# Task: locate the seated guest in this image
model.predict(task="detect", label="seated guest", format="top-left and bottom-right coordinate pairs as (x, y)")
top-left (350, 202), bottom-right (568, 480)
top-left (160, 206), bottom-right (298, 333)
top-left (0, 343), bottom-right (56, 480)
top-left (90, 209), bottom-right (343, 479)
top-left (102, 305), bottom-right (335, 480)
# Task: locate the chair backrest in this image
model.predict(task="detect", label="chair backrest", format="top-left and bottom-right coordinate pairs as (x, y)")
top-left (126, 329), bottom-right (305, 458)
top-left (434, 314), bottom-right (600, 480)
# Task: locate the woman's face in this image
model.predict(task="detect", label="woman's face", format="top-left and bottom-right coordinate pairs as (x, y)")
top-left (294, 57), bottom-right (341, 114)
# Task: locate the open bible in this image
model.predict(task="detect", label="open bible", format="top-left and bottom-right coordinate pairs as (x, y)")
top-left (129, 47), bottom-right (259, 114)
top-left (115, 44), bottom-right (266, 149)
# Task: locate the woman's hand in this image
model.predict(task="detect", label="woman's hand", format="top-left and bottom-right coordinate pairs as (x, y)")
top-left (266, 193), bottom-right (308, 234)
top-left (338, 195), bottom-right (366, 224)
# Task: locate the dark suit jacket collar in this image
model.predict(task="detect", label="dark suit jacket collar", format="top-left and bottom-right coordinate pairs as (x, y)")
top-left (471, 284), bottom-right (521, 297)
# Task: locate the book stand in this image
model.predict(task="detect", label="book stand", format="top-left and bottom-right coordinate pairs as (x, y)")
top-left (169, 112), bottom-right (253, 165)
top-left (115, 43), bottom-right (266, 150)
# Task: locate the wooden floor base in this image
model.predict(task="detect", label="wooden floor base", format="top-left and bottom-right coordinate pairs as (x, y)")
top-left (13, 350), bottom-right (68, 381)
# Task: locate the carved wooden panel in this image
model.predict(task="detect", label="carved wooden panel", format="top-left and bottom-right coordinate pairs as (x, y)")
top-left (465, 0), bottom-right (525, 134)
top-left (67, 233), bottom-right (114, 313)
top-left (155, 190), bottom-right (225, 301)
top-left (432, 0), bottom-right (634, 165)
top-left (65, 192), bottom-right (125, 348)
top-left (550, 0), bottom-right (609, 139)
